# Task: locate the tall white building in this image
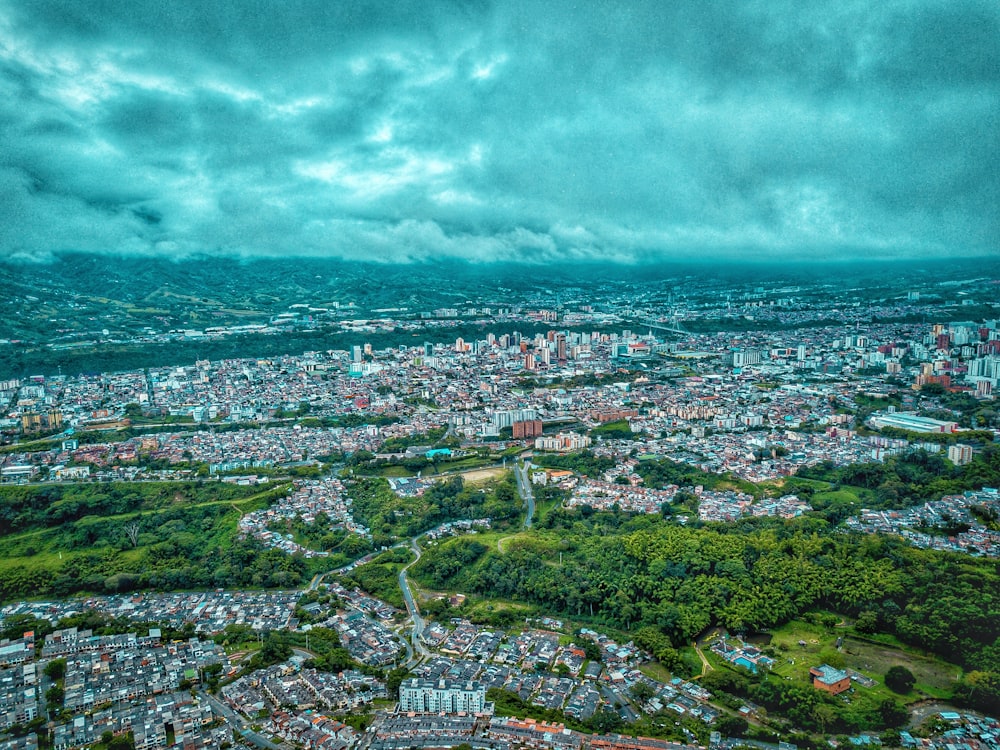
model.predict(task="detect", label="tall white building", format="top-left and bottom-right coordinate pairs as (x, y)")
top-left (731, 348), bottom-right (764, 368)
top-left (398, 678), bottom-right (487, 714)
top-left (492, 408), bottom-right (539, 429)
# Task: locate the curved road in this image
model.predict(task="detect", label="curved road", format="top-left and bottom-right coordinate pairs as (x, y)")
top-left (398, 536), bottom-right (430, 668)
top-left (309, 460), bottom-right (532, 670)
top-left (202, 692), bottom-right (283, 750)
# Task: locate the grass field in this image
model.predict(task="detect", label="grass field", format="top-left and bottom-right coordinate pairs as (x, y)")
top-left (460, 467), bottom-right (507, 482)
top-left (639, 660), bottom-right (674, 683)
top-left (841, 637), bottom-right (959, 698)
top-left (462, 598), bottom-right (535, 624)
top-left (761, 619), bottom-right (960, 701)
top-left (0, 482), bottom-right (290, 600)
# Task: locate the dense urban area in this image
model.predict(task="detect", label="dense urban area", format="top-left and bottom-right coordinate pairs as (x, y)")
top-left (0, 256), bottom-right (999, 750)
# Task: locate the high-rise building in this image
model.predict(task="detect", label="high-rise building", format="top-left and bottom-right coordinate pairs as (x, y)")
top-left (512, 420), bottom-right (543, 439)
top-left (947, 444), bottom-right (973, 466)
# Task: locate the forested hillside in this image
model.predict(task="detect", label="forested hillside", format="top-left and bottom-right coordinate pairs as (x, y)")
top-left (411, 510), bottom-right (1000, 674)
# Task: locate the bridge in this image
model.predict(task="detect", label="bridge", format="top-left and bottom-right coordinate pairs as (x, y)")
top-left (634, 318), bottom-right (690, 336)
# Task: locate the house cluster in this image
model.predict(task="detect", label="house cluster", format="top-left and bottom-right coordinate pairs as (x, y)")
top-left (622, 672), bottom-right (718, 726)
top-left (238, 477), bottom-right (370, 557)
top-left (0, 627), bottom-right (229, 750)
top-left (422, 517), bottom-right (493, 541)
top-left (222, 662), bottom-right (385, 716)
top-left (0, 661), bottom-right (38, 732)
top-left (404, 618), bottom-right (714, 730)
top-left (317, 610), bottom-right (402, 667)
top-left (50, 692), bottom-right (225, 750)
top-left (323, 581), bottom-right (398, 621)
top-left (897, 711), bottom-right (1000, 749)
top-left (41, 628), bottom-right (227, 711)
top-left (436, 620), bottom-right (501, 658)
top-left (0, 634), bottom-right (35, 668)
top-left (262, 711), bottom-right (356, 750)
top-left (365, 710), bottom-right (705, 750)
top-left (576, 630), bottom-right (651, 677)
top-left (698, 493), bottom-right (811, 523)
top-left (2, 590), bottom-right (299, 634)
top-left (568, 480), bottom-right (678, 514)
top-left (385, 476), bottom-right (440, 497)
top-left (845, 489), bottom-right (1000, 557)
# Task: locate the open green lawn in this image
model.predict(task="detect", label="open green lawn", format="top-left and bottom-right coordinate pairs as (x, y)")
top-left (460, 597), bottom-right (536, 626)
top-left (811, 487), bottom-right (866, 506)
top-left (841, 637), bottom-right (960, 698)
top-left (0, 491), bottom-right (270, 563)
top-left (762, 619), bottom-right (960, 701)
top-left (639, 661), bottom-right (674, 683)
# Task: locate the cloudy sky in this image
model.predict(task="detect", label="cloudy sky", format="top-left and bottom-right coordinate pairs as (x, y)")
top-left (1, 0), bottom-right (997, 264)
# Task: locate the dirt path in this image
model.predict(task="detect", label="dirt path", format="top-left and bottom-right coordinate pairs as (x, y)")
top-left (692, 641), bottom-right (714, 679)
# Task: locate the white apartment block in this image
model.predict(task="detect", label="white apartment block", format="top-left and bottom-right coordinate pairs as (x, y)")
top-left (398, 678), bottom-right (487, 714)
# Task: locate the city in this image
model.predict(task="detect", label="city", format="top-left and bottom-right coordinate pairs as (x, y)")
top-left (1, 0), bottom-right (998, 746)
top-left (0, 261), bottom-right (999, 750)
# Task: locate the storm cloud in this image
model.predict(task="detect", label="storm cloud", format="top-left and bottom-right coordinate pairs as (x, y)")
top-left (1, 0), bottom-right (997, 262)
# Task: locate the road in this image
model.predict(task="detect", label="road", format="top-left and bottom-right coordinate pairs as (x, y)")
top-left (398, 536), bottom-right (430, 668)
top-left (514, 460), bottom-right (534, 529)
top-left (201, 691), bottom-right (284, 750)
top-left (306, 549), bottom-right (384, 591)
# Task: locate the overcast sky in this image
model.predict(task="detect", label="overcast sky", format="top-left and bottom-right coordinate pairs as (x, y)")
top-left (1, 0), bottom-right (997, 264)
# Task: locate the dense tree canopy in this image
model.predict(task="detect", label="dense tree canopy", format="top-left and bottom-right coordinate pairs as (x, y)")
top-left (411, 509), bottom-right (1000, 674)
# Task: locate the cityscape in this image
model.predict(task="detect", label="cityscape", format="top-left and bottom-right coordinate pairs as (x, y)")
top-left (1, 0), bottom-right (998, 748)
top-left (0, 255), bottom-right (998, 750)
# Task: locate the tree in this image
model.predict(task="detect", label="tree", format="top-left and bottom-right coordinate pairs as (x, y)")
top-left (45, 684), bottom-right (64, 707)
top-left (952, 671), bottom-right (1000, 714)
top-left (879, 698), bottom-right (909, 727)
top-left (43, 658), bottom-right (66, 681)
top-left (716, 715), bottom-right (749, 737)
top-left (257, 631), bottom-right (292, 667)
top-left (580, 638), bottom-right (602, 662)
top-left (885, 665), bottom-right (916, 693)
top-left (855, 610), bottom-right (878, 634)
top-left (123, 521), bottom-right (141, 548)
top-left (630, 681), bottom-right (656, 703)
top-left (386, 667), bottom-right (410, 700)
